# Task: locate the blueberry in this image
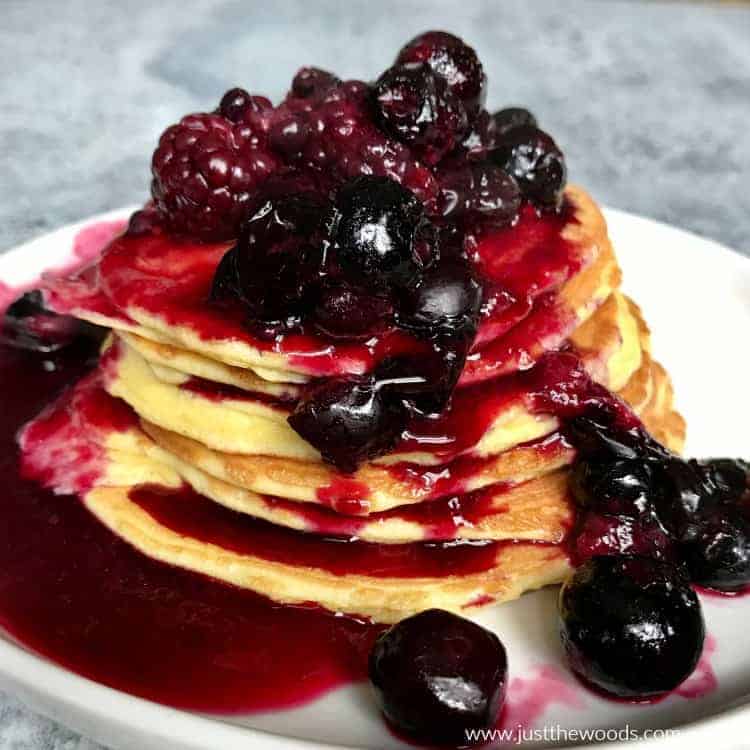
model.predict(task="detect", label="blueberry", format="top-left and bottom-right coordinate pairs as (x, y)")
top-left (2, 290), bottom-right (102, 354)
top-left (491, 107), bottom-right (538, 136)
top-left (559, 555), bottom-right (705, 700)
top-left (699, 458), bottom-right (749, 503)
top-left (288, 376), bottom-right (408, 473)
top-left (440, 162), bottom-right (521, 231)
top-left (333, 176), bottom-right (436, 289)
top-left (372, 64), bottom-right (468, 165)
top-left (490, 125), bottom-right (566, 208)
top-left (570, 511), bottom-right (676, 566)
top-left (396, 31), bottom-right (486, 116)
top-left (369, 609), bottom-right (507, 745)
top-left (395, 259), bottom-right (482, 342)
top-left (376, 349), bottom-right (464, 416)
top-left (681, 507), bottom-right (750, 592)
top-left (566, 413), bottom-right (666, 462)
top-left (653, 458), bottom-right (720, 538)
top-left (569, 458), bottom-right (654, 517)
top-left (312, 281), bottom-right (393, 340)
top-left (210, 188), bottom-right (331, 328)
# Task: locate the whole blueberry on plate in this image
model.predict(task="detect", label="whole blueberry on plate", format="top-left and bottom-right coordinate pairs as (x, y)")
top-left (680, 506), bottom-right (750, 592)
top-left (559, 555), bottom-right (704, 700)
top-left (369, 609), bottom-right (507, 745)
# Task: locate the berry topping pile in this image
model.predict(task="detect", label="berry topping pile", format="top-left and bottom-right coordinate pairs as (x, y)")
top-left (169, 31), bottom-right (567, 471)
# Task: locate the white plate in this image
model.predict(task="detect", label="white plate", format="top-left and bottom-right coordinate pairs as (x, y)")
top-left (1, 206), bottom-right (749, 750)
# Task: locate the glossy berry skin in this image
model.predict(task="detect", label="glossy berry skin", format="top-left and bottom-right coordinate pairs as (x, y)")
top-left (291, 67), bottom-right (340, 99)
top-left (653, 458), bottom-right (722, 538)
top-left (396, 31), bottom-right (486, 116)
top-left (440, 162), bottom-right (521, 232)
top-left (126, 204), bottom-right (162, 236)
top-left (288, 376), bottom-right (408, 473)
top-left (2, 290), bottom-right (96, 353)
top-left (559, 555), bottom-right (704, 700)
top-left (376, 349), bottom-right (465, 416)
top-left (491, 107), bottom-right (538, 136)
top-left (334, 176), bottom-right (436, 289)
top-left (312, 281), bottom-right (393, 340)
top-left (369, 609), bottom-right (507, 745)
top-left (566, 413), bottom-right (667, 463)
top-left (680, 507), bottom-right (750, 592)
top-left (210, 190), bottom-right (330, 328)
top-left (569, 458), bottom-right (654, 517)
top-left (698, 458), bottom-right (749, 503)
top-left (570, 512), bottom-right (676, 567)
top-left (490, 125), bottom-right (566, 208)
top-left (396, 259), bottom-right (482, 342)
top-left (151, 112), bottom-right (278, 241)
top-left (372, 64), bottom-right (468, 165)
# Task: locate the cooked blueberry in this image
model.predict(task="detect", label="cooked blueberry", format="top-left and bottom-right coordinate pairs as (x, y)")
top-left (440, 162), bottom-right (521, 231)
top-left (681, 507), bottom-right (750, 592)
top-left (566, 413), bottom-right (666, 462)
top-left (369, 609), bottom-right (507, 745)
top-left (396, 31), bottom-right (486, 116)
top-left (372, 64), bottom-right (468, 165)
top-left (559, 555), bottom-right (705, 700)
top-left (570, 458), bottom-right (654, 516)
top-left (698, 458), bottom-right (749, 503)
top-left (209, 246), bottom-right (240, 302)
top-left (490, 125), bottom-right (566, 208)
top-left (395, 259), bottom-right (482, 342)
top-left (211, 189), bottom-right (330, 327)
top-left (312, 281), bottom-right (393, 340)
top-left (570, 511), bottom-right (676, 566)
top-left (491, 107), bottom-right (538, 136)
top-left (376, 349), bottom-right (464, 416)
top-left (2, 290), bottom-right (99, 353)
top-left (653, 458), bottom-right (720, 538)
top-left (334, 176), bottom-right (436, 289)
top-left (288, 376), bottom-right (408, 472)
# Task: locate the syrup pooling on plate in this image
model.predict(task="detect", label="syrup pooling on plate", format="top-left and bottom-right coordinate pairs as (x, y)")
top-left (0, 341), bottom-right (386, 713)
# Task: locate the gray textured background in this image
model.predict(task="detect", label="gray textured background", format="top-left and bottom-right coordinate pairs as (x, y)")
top-left (1, 0), bottom-right (749, 748)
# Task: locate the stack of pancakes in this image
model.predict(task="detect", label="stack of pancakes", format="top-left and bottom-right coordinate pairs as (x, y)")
top-left (23, 185), bottom-right (685, 623)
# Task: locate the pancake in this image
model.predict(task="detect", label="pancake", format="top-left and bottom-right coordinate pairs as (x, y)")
top-left (140, 344), bottom-right (683, 516)
top-left (102, 289), bottom-right (643, 471)
top-left (41, 185), bottom-right (614, 385)
top-left (82, 483), bottom-right (572, 624)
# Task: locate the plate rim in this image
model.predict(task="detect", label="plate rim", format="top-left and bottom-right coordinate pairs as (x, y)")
top-left (1, 204), bottom-right (749, 750)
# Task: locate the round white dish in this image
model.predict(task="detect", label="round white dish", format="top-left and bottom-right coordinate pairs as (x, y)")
top-left (0, 205), bottom-right (749, 750)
